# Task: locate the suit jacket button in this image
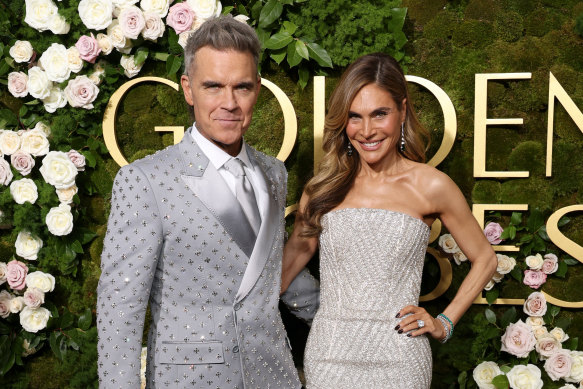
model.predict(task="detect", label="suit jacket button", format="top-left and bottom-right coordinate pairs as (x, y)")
top-left (234, 303), bottom-right (241, 311)
top-left (232, 346), bottom-right (239, 353)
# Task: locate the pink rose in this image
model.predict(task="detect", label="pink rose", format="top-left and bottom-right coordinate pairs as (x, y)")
top-left (6, 259), bottom-right (28, 291)
top-left (75, 34), bottom-right (101, 64)
top-left (119, 5), bottom-right (146, 39)
top-left (524, 270), bottom-right (547, 289)
top-left (142, 12), bottom-right (165, 41)
top-left (544, 350), bottom-right (572, 381)
top-left (501, 319), bottom-right (536, 358)
top-left (0, 290), bottom-right (11, 318)
top-left (523, 292), bottom-right (547, 317)
top-left (484, 222), bottom-right (504, 244)
top-left (536, 335), bottom-right (562, 359)
top-left (64, 75), bottom-right (99, 109)
top-left (67, 149), bottom-right (86, 171)
top-left (23, 287), bottom-right (45, 309)
top-left (11, 151), bottom-right (35, 176)
top-left (166, 2), bottom-right (195, 34)
top-left (0, 158), bottom-right (14, 186)
top-left (8, 72), bottom-right (29, 98)
top-left (542, 254), bottom-right (559, 275)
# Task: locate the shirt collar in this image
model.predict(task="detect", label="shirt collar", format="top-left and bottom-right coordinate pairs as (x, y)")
top-left (191, 124), bottom-right (254, 171)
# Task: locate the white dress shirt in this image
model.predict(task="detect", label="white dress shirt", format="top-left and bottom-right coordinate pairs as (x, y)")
top-left (191, 125), bottom-right (268, 220)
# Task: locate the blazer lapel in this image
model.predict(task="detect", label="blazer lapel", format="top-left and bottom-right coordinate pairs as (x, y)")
top-left (235, 150), bottom-right (280, 303)
top-left (178, 131), bottom-right (257, 257)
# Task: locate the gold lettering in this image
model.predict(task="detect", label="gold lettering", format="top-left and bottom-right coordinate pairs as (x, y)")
top-left (474, 73), bottom-right (531, 178)
top-left (419, 247), bottom-right (453, 302)
top-left (313, 76), bottom-right (326, 173)
top-left (546, 72), bottom-right (583, 176)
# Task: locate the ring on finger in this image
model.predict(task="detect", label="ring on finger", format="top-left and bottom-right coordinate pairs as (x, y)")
top-left (417, 319), bottom-right (425, 328)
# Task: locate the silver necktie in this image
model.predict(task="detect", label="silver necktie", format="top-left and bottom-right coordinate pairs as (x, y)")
top-left (224, 158), bottom-right (261, 237)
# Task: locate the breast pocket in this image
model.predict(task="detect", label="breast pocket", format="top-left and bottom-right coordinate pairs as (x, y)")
top-left (159, 341), bottom-right (224, 365)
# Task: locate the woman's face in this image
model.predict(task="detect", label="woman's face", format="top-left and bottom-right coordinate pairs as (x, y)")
top-left (345, 83), bottom-right (406, 167)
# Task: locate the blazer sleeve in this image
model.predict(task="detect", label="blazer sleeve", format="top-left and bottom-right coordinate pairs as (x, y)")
top-left (97, 164), bottom-right (163, 388)
top-left (276, 161), bottom-right (321, 325)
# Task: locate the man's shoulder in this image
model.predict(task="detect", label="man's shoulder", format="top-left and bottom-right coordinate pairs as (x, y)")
top-left (247, 145), bottom-right (284, 171)
top-left (123, 143), bottom-right (183, 173)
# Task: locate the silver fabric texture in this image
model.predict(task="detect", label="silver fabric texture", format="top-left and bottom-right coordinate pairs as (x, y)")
top-left (224, 157), bottom-right (261, 237)
top-left (304, 208), bottom-right (432, 389)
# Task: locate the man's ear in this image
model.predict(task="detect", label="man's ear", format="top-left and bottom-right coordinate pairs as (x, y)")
top-left (181, 75), bottom-right (194, 106)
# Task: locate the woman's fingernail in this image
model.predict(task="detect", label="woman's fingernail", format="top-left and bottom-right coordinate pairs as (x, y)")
top-left (394, 325), bottom-right (400, 330)
top-left (407, 333), bottom-right (412, 337)
top-left (395, 313), bottom-right (401, 318)
top-left (398, 329), bottom-right (403, 334)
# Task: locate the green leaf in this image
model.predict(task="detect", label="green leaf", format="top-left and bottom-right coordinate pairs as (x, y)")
top-left (527, 209), bottom-right (544, 232)
top-left (492, 374), bottom-right (509, 389)
top-left (78, 308), bottom-right (92, 331)
top-left (298, 65), bottom-right (309, 89)
top-left (49, 332), bottom-right (62, 360)
top-left (555, 260), bottom-right (568, 278)
top-left (19, 104), bottom-right (28, 117)
top-left (70, 240), bottom-right (84, 254)
top-left (564, 257), bottom-right (579, 266)
top-left (530, 349), bottom-right (538, 363)
top-left (500, 365), bottom-right (511, 373)
top-left (134, 48), bottom-right (149, 66)
top-left (256, 27), bottom-right (270, 47)
top-left (485, 308), bottom-right (497, 324)
top-left (265, 32), bottom-right (293, 50)
top-left (458, 370), bottom-right (467, 389)
top-left (259, 0), bottom-right (283, 28)
top-left (537, 225), bottom-right (550, 241)
top-left (251, 0), bottom-right (263, 19)
top-left (567, 337), bottom-right (578, 350)
top-left (82, 150), bottom-right (97, 169)
top-left (511, 212), bottom-right (523, 226)
top-left (0, 108), bottom-right (18, 127)
top-left (166, 55), bottom-right (182, 79)
top-left (286, 41), bottom-right (303, 67)
top-left (222, 6), bottom-right (234, 15)
top-left (283, 21), bottom-right (297, 35)
top-left (486, 288), bottom-right (499, 305)
top-left (558, 216), bottom-right (570, 227)
top-left (306, 42), bottom-right (333, 67)
top-left (550, 305), bottom-right (561, 317)
top-left (269, 48), bottom-right (286, 65)
top-left (60, 310), bottom-right (75, 329)
top-left (500, 307), bottom-right (517, 328)
top-left (295, 40), bottom-right (309, 60)
top-left (152, 52), bottom-right (170, 61)
top-left (555, 316), bottom-right (571, 331)
top-left (388, 7), bottom-right (407, 32)
top-left (0, 351), bottom-right (15, 375)
top-left (484, 326), bottom-right (500, 339)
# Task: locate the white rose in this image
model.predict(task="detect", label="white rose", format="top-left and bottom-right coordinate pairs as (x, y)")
top-left (492, 271), bottom-right (504, 283)
top-left (190, 17), bottom-right (204, 32)
top-left (141, 12), bottom-right (165, 41)
top-left (439, 233), bottom-right (459, 253)
top-left (0, 159), bottom-right (14, 186)
top-left (525, 316), bottom-right (545, 328)
top-left (533, 325), bottom-right (549, 339)
top-left (0, 262), bottom-right (7, 285)
top-left (56, 185), bottom-right (78, 204)
top-left (565, 351), bottom-right (583, 383)
top-left (484, 279), bottom-right (495, 291)
top-left (0, 290), bottom-right (11, 318)
top-left (41, 85), bottom-right (68, 113)
top-left (9, 41), bottom-right (34, 63)
top-left (140, 0), bottom-right (170, 17)
top-left (40, 151), bottom-right (78, 189)
top-left (496, 254), bottom-right (516, 274)
top-left (25, 271), bottom-right (55, 293)
top-left (557, 385), bottom-right (578, 389)
top-left (21, 128), bottom-right (50, 156)
top-left (453, 250), bottom-right (468, 265)
top-left (0, 130), bottom-right (22, 155)
top-left (107, 20), bottom-right (133, 53)
top-left (473, 361), bottom-right (502, 389)
top-left (119, 5), bottom-right (145, 39)
top-left (113, 0), bottom-right (138, 16)
top-left (15, 230), bottom-right (43, 260)
top-left (26, 66), bottom-right (52, 99)
top-left (20, 306), bottom-right (51, 333)
top-left (33, 122), bottom-right (51, 137)
top-left (23, 287), bottom-right (45, 308)
top-left (9, 296), bottom-right (26, 313)
top-left (39, 43), bottom-right (71, 83)
top-left (535, 334), bottom-right (562, 359)
top-left (8, 72), bottom-right (29, 98)
top-left (48, 14), bottom-right (70, 34)
top-left (507, 364), bottom-right (543, 389)
top-left (96, 33), bottom-right (114, 55)
top-left (233, 14), bottom-right (250, 24)
top-left (550, 327), bottom-right (569, 343)
top-left (186, 0), bottom-right (221, 20)
top-left (120, 55), bottom-right (143, 78)
top-left (24, 0), bottom-right (58, 31)
top-left (64, 75), bottom-right (100, 109)
top-left (526, 253), bottom-right (544, 270)
top-left (67, 47), bottom-right (84, 73)
top-left (10, 178), bottom-right (38, 205)
top-left (178, 30), bottom-right (195, 49)
top-left (46, 203), bottom-right (74, 236)
top-left (78, 0), bottom-right (114, 30)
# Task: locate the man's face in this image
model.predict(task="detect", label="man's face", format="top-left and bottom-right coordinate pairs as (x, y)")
top-left (181, 46), bottom-right (261, 156)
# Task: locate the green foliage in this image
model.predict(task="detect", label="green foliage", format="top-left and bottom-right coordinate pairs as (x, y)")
top-left (287, 0), bottom-right (407, 67)
top-left (576, 12), bottom-right (583, 38)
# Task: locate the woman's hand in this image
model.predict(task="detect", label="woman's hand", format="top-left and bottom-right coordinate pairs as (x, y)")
top-left (394, 305), bottom-right (446, 341)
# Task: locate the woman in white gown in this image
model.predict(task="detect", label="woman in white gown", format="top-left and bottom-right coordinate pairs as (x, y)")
top-left (281, 53), bottom-right (498, 389)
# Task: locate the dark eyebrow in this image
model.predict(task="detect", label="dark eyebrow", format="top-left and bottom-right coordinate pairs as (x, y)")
top-left (235, 81), bottom-right (255, 89)
top-left (202, 81), bottom-right (223, 88)
top-left (348, 111), bottom-right (361, 118)
top-left (371, 107), bottom-right (391, 116)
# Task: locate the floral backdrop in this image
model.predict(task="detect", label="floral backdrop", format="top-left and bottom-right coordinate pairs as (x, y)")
top-left (0, 0), bottom-right (582, 388)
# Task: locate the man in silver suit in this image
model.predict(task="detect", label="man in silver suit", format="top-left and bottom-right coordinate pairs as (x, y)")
top-left (97, 16), bottom-right (319, 389)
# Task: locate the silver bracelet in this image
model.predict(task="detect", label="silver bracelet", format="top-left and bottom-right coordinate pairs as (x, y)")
top-left (436, 315), bottom-right (453, 343)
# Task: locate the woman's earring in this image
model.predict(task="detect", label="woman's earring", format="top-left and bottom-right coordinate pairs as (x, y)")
top-left (347, 142), bottom-right (353, 156)
top-left (399, 122), bottom-right (406, 152)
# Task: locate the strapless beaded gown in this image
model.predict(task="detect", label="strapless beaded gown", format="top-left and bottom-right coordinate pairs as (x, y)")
top-left (304, 208), bottom-right (432, 389)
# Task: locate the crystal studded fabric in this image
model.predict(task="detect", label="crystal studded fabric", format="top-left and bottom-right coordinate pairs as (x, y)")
top-left (304, 208), bottom-right (432, 389)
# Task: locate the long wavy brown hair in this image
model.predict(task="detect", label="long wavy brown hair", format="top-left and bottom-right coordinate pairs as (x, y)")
top-left (301, 53), bottom-right (429, 237)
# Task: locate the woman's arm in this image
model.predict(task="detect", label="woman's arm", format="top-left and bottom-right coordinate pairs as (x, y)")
top-left (281, 192), bottom-right (319, 294)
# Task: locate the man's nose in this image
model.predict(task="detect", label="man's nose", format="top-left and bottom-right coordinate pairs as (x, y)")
top-left (221, 89), bottom-right (239, 111)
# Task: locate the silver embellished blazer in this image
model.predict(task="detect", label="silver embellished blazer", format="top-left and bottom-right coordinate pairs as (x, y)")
top-left (97, 129), bottom-right (319, 389)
